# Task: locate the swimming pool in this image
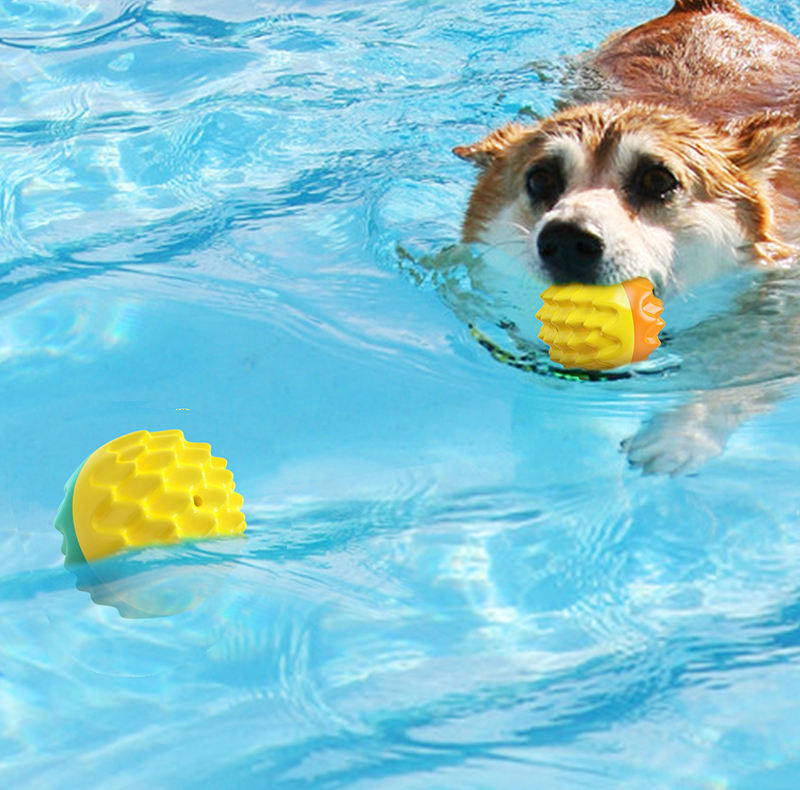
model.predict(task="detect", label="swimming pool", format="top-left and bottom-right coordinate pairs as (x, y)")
top-left (3, 0), bottom-right (800, 786)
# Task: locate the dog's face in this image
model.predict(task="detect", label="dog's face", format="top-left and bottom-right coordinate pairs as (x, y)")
top-left (455, 102), bottom-right (795, 293)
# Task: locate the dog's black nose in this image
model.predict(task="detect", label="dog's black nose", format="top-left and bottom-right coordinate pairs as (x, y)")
top-left (537, 221), bottom-right (604, 282)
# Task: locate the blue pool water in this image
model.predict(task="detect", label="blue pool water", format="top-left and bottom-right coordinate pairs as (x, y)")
top-left (3, 0), bottom-right (800, 786)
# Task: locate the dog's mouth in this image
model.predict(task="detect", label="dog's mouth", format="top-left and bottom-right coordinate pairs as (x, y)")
top-left (532, 220), bottom-right (666, 292)
top-left (536, 257), bottom-right (665, 296)
top-left (543, 272), bottom-right (665, 298)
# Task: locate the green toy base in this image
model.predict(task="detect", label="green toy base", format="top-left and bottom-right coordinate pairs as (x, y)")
top-left (54, 462), bottom-right (87, 566)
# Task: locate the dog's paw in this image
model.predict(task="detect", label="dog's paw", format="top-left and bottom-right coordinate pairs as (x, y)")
top-left (621, 404), bottom-right (730, 476)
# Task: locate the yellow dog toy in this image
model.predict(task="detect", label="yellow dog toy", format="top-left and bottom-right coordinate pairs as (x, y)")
top-left (55, 429), bottom-right (246, 565)
top-left (536, 277), bottom-right (664, 370)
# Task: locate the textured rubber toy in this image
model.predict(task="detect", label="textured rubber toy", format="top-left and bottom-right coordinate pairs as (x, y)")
top-left (536, 278), bottom-right (664, 370)
top-left (55, 429), bottom-right (246, 564)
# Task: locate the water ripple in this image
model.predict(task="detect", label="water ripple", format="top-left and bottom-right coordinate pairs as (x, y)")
top-left (0, 1), bottom-right (147, 52)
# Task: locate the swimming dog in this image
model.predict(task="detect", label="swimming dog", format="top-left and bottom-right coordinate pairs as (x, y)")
top-left (454, 0), bottom-right (800, 475)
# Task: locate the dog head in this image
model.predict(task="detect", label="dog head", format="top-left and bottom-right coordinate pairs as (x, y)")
top-left (454, 102), bottom-right (797, 293)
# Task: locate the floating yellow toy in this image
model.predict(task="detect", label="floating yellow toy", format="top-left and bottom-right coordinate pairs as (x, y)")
top-left (55, 429), bottom-right (246, 565)
top-left (536, 277), bottom-right (664, 370)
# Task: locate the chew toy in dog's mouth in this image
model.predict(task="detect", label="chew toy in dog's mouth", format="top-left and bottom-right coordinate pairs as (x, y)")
top-left (536, 278), bottom-right (664, 370)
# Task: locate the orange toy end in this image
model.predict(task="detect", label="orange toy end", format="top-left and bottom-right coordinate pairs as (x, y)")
top-left (623, 278), bottom-right (665, 362)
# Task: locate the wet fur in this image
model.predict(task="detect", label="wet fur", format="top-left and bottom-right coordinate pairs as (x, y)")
top-left (454, 0), bottom-right (800, 475)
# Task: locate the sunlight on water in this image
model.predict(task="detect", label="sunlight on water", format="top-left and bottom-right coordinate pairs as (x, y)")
top-left (0, 287), bottom-right (140, 365)
top-left (2, 1), bottom-right (800, 788)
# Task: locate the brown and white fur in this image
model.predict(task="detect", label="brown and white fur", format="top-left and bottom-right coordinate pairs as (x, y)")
top-left (454, 0), bottom-right (800, 475)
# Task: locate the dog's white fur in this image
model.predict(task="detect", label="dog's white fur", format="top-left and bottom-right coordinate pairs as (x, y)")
top-left (479, 130), bottom-right (750, 295)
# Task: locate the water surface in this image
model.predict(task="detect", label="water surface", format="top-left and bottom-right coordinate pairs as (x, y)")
top-left (2, 1), bottom-right (800, 788)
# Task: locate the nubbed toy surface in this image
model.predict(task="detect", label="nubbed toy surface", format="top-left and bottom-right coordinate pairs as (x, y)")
top-left (536, 277), bottom-right (664, 370)
top-left (56, 429), bottom-right (246, 564)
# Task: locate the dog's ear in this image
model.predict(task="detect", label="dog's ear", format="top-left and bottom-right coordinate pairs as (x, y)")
top-left (718, 111), bottom-right (798, 178)
top-left (453, 122), bottom-right (528, 169)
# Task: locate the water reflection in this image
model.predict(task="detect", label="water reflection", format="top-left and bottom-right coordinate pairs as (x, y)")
top-left (64, 545), bottom-right (242, 618)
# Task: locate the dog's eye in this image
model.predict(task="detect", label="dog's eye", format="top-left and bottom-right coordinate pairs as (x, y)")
top-left (635, 164), bottom-right (679, 200)
top-left (525, 163), bottom-right (563, 204)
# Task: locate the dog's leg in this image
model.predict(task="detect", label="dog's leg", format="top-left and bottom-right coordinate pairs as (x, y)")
top-left (621, 385), bottom-right (783, 475)
top-left (622, 272), bottom-right (800, 475)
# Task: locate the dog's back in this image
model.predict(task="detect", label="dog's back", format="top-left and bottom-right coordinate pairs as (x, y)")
top-left (580, 0), bottom-right (800, 225)
top-left (589, 0), bottom-right (800, 121)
